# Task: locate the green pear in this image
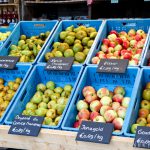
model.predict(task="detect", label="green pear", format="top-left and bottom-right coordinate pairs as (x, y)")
top-left (44, 89), bottom-right (54, 97)
top-left (18, 40), bottom-right (25, 47)
top-left (37, 83), bottom-right (46, 92)
top-left (57, 43), bottom-right (69, 53)
top-left (44, 117), bottom-right (52, 125)
top-left (48, 101), bottom-right (57, 109)
top-left (74, 39), bottom-right (81, 44)
top-left (45, 31), bottom-right (51, 38)
top-left (66, 25), bottom-right (74, 32)
top-left (54, 87), bottom-right (63, 94)
top-left (26, 109), bottom-right (36, 116)
top-left (64, 85), bottom-right (72, 92)
top-left (54, 51), bottom-right (63, 57)
top-left (86, 27), bottom-right (96, 36)
top-left (26, 102), bottom-right (37, 110)
top-left (73, 43), bottom-right (83, 53)
top-left (64, 36), bottom-right (75, 45)
top-left (49, 122), bottom-right (56, 126)
top-left (10, 45), bottom-right (18, 50)
top-left (75, 52), bottom-right (86, 63)
top-left (82, 37), bottom-right (90, 46)
top-left (20, 35), bottom-right (27, 40)
top-left (0, 101), bottom-right (9, 111)
top-left (46, 109), bottom-right (56, 119)
top-left (87, 40), bottom-right (94, 48)
top-left (83, 48), bottom-right (90, 56)
top-left (35, 108), bottom-right (47, 117)
top-left (31, 94), bottom-right (42, 104)
top-left (45, 52), bottom-right (54, 61)
top-left (60, 31), bottom-right (68, 40)
top-left (90, 32), bottom-right (97, 39)
top-left (38, 102), bottom-right (48, 109)
top-left (57, 97), bottom-right (67, 105)
top-left (42, 95), bottom-right (50, 103)
top-left (46, 81), bottom-right (55, 90)
top-left (67, 32), bottom-right (76, 37)
top-left (55, 115), bottom-right (62, 125)
top-left (50, 93), bottom-right (60, 101)
top-left (64, 49), bottom-right (74, 57)
top-left (75, 30), bottom-right (87, 40)
top-left (53, 42), bottom-right (61, 49)
top-left (56, 104), bottom-right (65, 115)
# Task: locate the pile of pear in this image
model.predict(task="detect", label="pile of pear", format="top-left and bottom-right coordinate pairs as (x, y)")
top-left (22, 81), bottom-right (73, 126)
top-left (0, 78), bottom-right (22, 117)
top-left (45, 25), bottom-right (98, 64)
top-left (9, 31), bottom-right (50, 62)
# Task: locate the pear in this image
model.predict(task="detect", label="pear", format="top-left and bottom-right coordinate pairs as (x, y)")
top-left (18, 40), bottom-right (25, 47)
top-left (87, 40), bottom-right (94, 48)
top-left (44, 117), bottom-right (52, 125)
top-left (45, 31), bottom-right (51, 38)
top-left (54, 51), bottom-right (63, 57)
top-left (57, 97), bottom-right (67, 105)
top-left (64, 84), bottom-right (72, 92)
top-left (64, 49), bottom-right (74, 57)
top-left (86, 27), bottom-right (96, 36)
top-left (35, 108), bottom-right (47, 117)
top-left (75, 30), bottom-right (87, 40)
top-left (56, 104), bottom-right (65, 115)
top-left (46, 109), bottom-right (56, 119)
top-left (55, 115), bottom-right (62, 125)
top-left (64, 36), bottom-right (75, 45)
top-left (26, 102), bottom-right (37, 110)
top-left (48, 100), bottom-right (57, 109)
top-left (50, 93), bottom-right (60, 101)
top-left (0, 78), bottom-right (4, 84)
top-left (10, 45), bottom-right (18, 50)
top-left (73, 43), bottom-right (83, 53)
top-left (82, 37), bottom-right (90, 46)
top-left (53, 42), bottom-right (61, 49)
top-left (57, 43), bottom-right (69, 53)
top-left (20, 35), bottom-right (27, 40)
top-left (26, 109), bottom-right (36, 116)
top-left (46, 81), bottom-right (55, 90)
top-left (37, 83), bottom-right (46, 92)
top-left (74, 39), bottom-right (81, 44)
top-left (60, 31), bottom-right (68, 40)
top-left (83, 48), bottom-right (90, 56)
top-left (42, 95), bottom-right (50, 103)
top-left (90, 32), bottom-right (97, 39)
top-left (44, 89), bottom-right (54, 97)
top-left (15, 78), bottom-right (22, 84)
top-left (38, 102), bottom-right (48, 109)
top-left (66, 25), bottom-right (74, 32)
top-left (31, 94), bottom-right (42, 104)
top-left (75, 52), bottom-right (86, 63)
top-left (0, 101), bottom-right (9, 111)
top-left (45, 52), bottom-right (54, 61)
top-left (54, 87), bottom-right (63, 94)
top-left (67, 32), bottom-right (76, 37)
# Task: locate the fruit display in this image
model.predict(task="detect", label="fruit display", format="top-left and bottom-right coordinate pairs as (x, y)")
top-left (131, 82), bottom-right (150, 134)
top-left (0, 31), bottom-right (11, 41)
top-left (8, 31), bottom-right (50, 62)
top-left (0, 77), bottom-right (22, 118)
top-left (22, 81), bottom-right (73, 126)
top-left (91, 29), bottom-right (147, 66)
top-left (44, 25), bottom-right (98, 64)
top-left (73, 86), bottom-right (130, 132)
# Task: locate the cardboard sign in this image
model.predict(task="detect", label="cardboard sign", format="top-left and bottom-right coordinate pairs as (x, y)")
top-left (45, 57), bottom-right (74, 71)
top-left (76, 121), bottom-right (114, 144)
top-left (0, 56), bottom-right (19, 69)
top-left (134, 126), bottom-right (150, 149)
top-left (97, 59), bottom-right (129, 74)
top-left (8, 115), bottom-right (44, 137)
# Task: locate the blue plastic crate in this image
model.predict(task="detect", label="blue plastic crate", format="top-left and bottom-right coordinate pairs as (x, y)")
top-left (124, 68), bottom-right (150, 137)
top-left (61, 66), bottom-right (140, 136)
top-left (86, 19), bottom-right (150, 66)
top-left (4, 64), bottom-right (84, 129)
top-left (0, 21), bottom-right (59, 64)
top-left (0, 64), bottom-right (32, 124)
top-left (37, 20), bottom-right (104, 65)
top-left (0, 23), bottom-right (16, 43)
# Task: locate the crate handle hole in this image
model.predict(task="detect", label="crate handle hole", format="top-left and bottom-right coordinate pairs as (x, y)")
top-left (122, 22), bottom-right (136, 27)
top-left (5, 41), bottom-right (12, 49)
top-left (20, 90), bottom-right (27, 102)
top-left (34, 24), bottom-right (45, 27)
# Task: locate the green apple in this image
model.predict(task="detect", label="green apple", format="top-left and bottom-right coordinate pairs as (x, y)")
top-left (136, 117), bottom-right (147, 126)
top-left (140, 100), bottom-right (150, 109)
top-left (131, 124), bottom-right (139, 134)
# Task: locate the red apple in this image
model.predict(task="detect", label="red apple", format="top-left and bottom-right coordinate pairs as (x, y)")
top-left (136, 49), bottom-right (142, 54)
top-left (114, 50), bottom-right (121, 57)
top-left (85, 93), bottom-right (98, 104)
top-left (119, 31), bottom-right (128, 37)
top-left (113, 94), bottom-right (124, 103)
top-left (116, 37), bottom-right (123, 45)
top-left (78, 109), bottom-right (90, 120)
top-left (97, 88), bottom-right (109, 98)
top-left (92, 57), bottom-right (100, 64)
top-left (73, 121), bottom-right (80, 128)
top-left (112, 102), bottom-right (120, 111)
top-left (122, 53), bottom-right (132, 60)
top-left (117, 106), bottom-right (126, 119)
top-left (104, 110), bottom-right (117, 122)
top-left (82, 86), bottom-right (96, 97)
top-left (122, 97), bottom-right (130, 108)
top-left (136, 41), bottom-right (144, 49)
top-left (113, 117), bottom-right (124, 130)
top-left (90, 112), bottom-right (99, 121)
top-left (134, 34), bottom-right (142, 41)
top-left (109, 41), bottom-right (116, 48)
top-left (90, 100), bottom-right (102, 112)
top-left (100, 96), bottom-right (112, 106)
top-left (102, 38), bottom-right (110, 45)
top-left (136, 29), bottom-right (145, 36)
top-left (128, 29), bottom-right (136, 36)
top-left (113, 86), bottom-right (125, 96)
top-left (109, 30), bottom-right (118, 36)
top-left (100, 105), bottom-right (112, 116)
top-left (138, 108), bottom-right (149, 118)
top-left (98, 53), bottom-right (107, 59)
top-left (121, 49), bottom-right (128, 56)
top-left (93, 115), bottom-right (106, 123)
top-left (122, 40), bottom-right (130, 49)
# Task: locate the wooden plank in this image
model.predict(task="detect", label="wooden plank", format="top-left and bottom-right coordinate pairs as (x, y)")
top-left (0, 3), bottom-right (19, 6)
top-left (0, 125), bottom-right (147, 150)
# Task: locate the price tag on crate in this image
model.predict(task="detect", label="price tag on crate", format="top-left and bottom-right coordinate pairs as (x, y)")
top-left (45, 57), bottom-right (74, 71)
top-left (133, 126), bottom-right (150, 149)
top-left (111, 0), bottom-right (119, 3)
top-left (0, 56), bottom-right (19, 69)
top-left (97, 59), bottom-right (129, 74)
top-left (76, 121), bottom-right (114, 144)
top-left (8, 115), bottom-right (44, 137)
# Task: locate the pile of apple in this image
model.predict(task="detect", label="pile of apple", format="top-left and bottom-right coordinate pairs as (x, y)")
top-left (131, 82), bottom-right (150, 134)
top-left (91, 29), bottom-right (147, 66)
top-left (74, 86), bottom-right (130, 132)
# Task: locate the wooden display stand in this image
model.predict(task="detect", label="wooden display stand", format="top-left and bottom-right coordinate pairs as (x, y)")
top-left (0, 125), bottom-right (146, 150)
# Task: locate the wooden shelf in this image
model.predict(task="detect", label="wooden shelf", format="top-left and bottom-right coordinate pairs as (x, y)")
top-left (0, 3), bottom-right (19, 6)
top-left (0, 125), bottom-right (146, 150)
